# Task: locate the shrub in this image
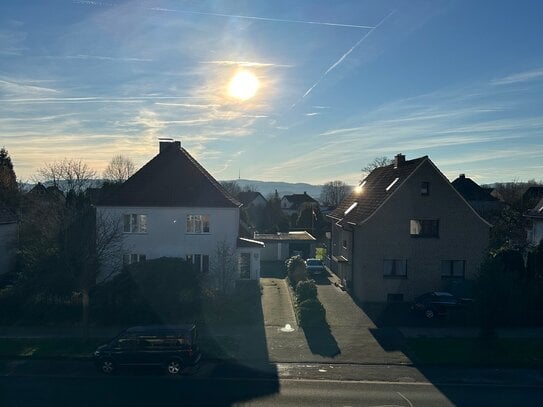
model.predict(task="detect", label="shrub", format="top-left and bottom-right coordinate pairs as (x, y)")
top-left (296, 279), bottom-right (317, 302)
top-left (285, 255), bottom-right (308, 288)
top-left (91, 257), bottom-right (201, 325)
top-left (297, 298), bottom-right (326, 327)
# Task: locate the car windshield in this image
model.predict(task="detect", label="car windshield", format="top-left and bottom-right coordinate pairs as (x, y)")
top-left (2, 1), bottom-right (542, 405)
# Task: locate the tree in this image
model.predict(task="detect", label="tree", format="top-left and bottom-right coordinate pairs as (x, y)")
top-left (37, 158), bottom-right (96, 193)
top-left (220, 181), bottom-right (242, 198)
top-left (0, 147), bottom-right (18, 206)
top-left (320, 180), bottom-right (350, 207)
top-left (361, 156), bottom-right (393, 177)
top-left (15, 190), bottom-right (123, 336)
top-left (103, 155), bottom-right (135, 184)
top-left (209, 240), bottom-right (238, 296)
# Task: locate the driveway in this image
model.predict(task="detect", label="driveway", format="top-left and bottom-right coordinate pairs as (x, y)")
top-left (313, 273), bottom-right (411, 365)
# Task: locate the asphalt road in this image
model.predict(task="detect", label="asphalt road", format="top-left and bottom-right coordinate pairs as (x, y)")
top-left (1, 375), bottom-right (542, 407)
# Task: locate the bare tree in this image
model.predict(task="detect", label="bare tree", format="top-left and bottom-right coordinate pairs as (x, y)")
top-left (320, 180), bottom-right (351, 207)
top-left (103, 155), bottom-right (135, 184)
top-left (210, 240), bottom-right (238, 295)
top-left (361, 156), bottom-right (393, 177)
top-left (220, 181), bottom-right (242, 198)
top-left (38, 158), bottom-right (96, 193)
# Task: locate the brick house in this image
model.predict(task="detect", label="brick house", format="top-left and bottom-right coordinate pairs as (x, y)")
top-left (327, 154), bottom-right (490, 302)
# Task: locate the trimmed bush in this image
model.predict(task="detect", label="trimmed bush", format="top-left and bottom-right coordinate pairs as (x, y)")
top-left (296, 279), bottom-right (317, 302)
top-left (297, 298), bottom-right (326, 327)
top-left (285, 255), bottom-right (308, 288)
top-left (91, 257), bottom-right (201, 325)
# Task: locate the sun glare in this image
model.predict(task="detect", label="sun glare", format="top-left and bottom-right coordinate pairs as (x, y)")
top-left (228, 70), bottom-right (260, 100)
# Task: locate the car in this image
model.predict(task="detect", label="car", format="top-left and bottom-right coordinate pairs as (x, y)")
top-left (306, 258), bottom-right (326, 275)
top-left (411, 291), bottom-right (474, 319)
top-left (93, 324), bottom-right (201, 375)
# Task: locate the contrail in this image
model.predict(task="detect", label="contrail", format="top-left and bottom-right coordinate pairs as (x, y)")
top-left (291, 10), bottom-right (397, 109)
top-left (149, 7), bottom-right (375, 29)
top-left (73, 1), bottom-right (375, 29)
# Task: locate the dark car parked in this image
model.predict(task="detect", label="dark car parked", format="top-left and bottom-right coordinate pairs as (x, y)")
top-left (412, 291), bottom-right (473, 319)
top-left (94, 324), bottom-right (201, 375)
top-left (306, 258), bottom-right (326, 276)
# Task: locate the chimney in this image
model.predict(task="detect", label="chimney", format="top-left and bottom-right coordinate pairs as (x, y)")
top-left (394, 153), bottom-right (405, 169)
top-left (459, 174), bottom-right (465, 179)
top-left (159, 138), bottom-right (181, 153)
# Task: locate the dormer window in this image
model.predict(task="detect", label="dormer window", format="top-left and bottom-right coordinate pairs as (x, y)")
top-left (421, 181), bottom-right (430, 195)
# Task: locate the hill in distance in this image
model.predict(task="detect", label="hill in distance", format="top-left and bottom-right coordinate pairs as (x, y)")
top-left (221, 179), bottom-right (323, 200)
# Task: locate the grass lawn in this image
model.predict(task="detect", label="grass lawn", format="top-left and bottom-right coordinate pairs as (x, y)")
top-left (0, 335), bottom-right (239, 360)
top-left (407, 337), bottom-right (543, 368)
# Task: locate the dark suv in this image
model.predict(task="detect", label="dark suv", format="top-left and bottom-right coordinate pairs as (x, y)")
top-left (94, 324), bottom-right (201, 375)
top-left (411, 291), bottom-right (473, 319)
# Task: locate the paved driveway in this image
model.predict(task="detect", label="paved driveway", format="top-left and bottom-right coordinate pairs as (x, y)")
top-left (314, 273), bottom-right (411, 365)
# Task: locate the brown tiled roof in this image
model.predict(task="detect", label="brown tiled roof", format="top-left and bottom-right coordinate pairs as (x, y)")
top-left (328, 156), bottom-right (427, 225)
top-left (451, 175), bottom-right (497, 202)
top-left (98, 144), bottom-right (240, 208)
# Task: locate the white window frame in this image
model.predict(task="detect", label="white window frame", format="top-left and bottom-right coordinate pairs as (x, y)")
top-left (441, 260), bottom-right (465, 278)
top-left (123, 253), bottom-right (146, 265)
top-left (123, 214), bottom-right (147, 234)
top-left (383, 259), bottom-right (407, 278)
top-left (186, 254), bottom-right (210, 272)
top-left (186, 215), bottom-right (210, 234)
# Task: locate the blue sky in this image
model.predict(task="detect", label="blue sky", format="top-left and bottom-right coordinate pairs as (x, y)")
top-left (1, 0), bottom-right (542, 185)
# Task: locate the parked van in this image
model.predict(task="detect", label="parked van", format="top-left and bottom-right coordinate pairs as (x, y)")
top-left (94, 324), bottom-right (201, 375)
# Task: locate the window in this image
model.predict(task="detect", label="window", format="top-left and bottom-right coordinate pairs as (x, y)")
top-left (421, 181), bottom-right (430, 195)
top-left (123, 253), bottom-right (146, 265)
top-left (123, 214), bottom-right (147, 233)
top-left (186, 215), bottom-right (210, 233)
top-left (441, 260), bottom-right (465, 278)
top-left (410, 219), bottom-right (439, 237)
top-left (186, 254), bottom-right (209, 272)
top-left (383, 259), bottom-right (407, 278)
top-left (239, 253), bottom-right (251, 279)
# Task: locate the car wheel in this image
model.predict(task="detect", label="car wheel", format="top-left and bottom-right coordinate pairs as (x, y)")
top-left (166, 359), bottom-right (183, 375)
top-left (100, 359), bottom-right (116, 375)
top-left (424, 309), bottom-right (435, 319)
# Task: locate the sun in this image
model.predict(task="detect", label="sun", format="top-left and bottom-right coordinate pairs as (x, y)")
top-left (228, 70), bottom-right (260, 101)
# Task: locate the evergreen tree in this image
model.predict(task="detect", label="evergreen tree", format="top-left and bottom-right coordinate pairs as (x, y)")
top-left (0, 147), bottom-right (18, 206)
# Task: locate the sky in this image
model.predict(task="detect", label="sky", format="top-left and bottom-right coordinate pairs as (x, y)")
top-left (1, 0), bottom-right (542, 185)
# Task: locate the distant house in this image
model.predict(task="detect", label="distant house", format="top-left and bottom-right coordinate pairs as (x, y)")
top-left (451, 174), bottom-right (503, 220)
top-left (281, 192), bottom-right (318, 216)
top-left (327, 154), bottom-right (491, 303)
top-left (523, 186), bottom-right (543, 211)
top-left (237, 191), bottom-right (267, 208)
top-left (0, 204), bottom-right (17, 274)
top-left (254, 231), bottom-right (316, 261)
top-left (96, 139), bottom-right (263, 280)
top-left (526, 197), bottom-right (543, 246)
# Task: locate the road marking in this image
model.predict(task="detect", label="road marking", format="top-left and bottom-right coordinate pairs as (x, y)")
top-left (397, 391), bottom-right (414, 407)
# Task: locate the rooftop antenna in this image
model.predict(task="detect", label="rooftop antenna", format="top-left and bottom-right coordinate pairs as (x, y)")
top-left (238, 169), bottom-right (240, 180)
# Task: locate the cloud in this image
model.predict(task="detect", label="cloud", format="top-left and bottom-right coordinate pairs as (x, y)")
top-left (492, 67), bottom-right (543, 86)
top-left (0, 77), bottom-right (60, 97)
top-left (46, 54), bottom-right (153, 62)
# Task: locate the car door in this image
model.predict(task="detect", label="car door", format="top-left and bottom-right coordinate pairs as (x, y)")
top-left (110, 337), bottom-right (140, 366)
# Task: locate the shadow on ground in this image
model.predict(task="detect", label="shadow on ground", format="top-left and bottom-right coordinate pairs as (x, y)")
top-left (303, 326), bottom-right (341, 357)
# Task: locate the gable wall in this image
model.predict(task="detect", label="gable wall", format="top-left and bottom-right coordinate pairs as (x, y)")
top-left (97, 205), bottom-right (239, 274)
top-left (352, 160), bottom-right (490, 302)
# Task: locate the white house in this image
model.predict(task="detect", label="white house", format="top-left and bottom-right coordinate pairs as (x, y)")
top-left (96, 139), bottom-right (263, 280)
top-left (526, 197), bottom-right (543, 246)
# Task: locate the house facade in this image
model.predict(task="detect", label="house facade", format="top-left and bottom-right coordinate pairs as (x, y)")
top-left (328, 154), bottom-right (490, 303)
top-left (0, 205), bottom-right (17, 274)
top-left (237, 191), bottom-right (267, 208)
top-left (281, 192), bottom-right (319, 216)
top-left (526, 197), bottom-right (543, 246)
top-left (96, 139), bottom-right (263, 280)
